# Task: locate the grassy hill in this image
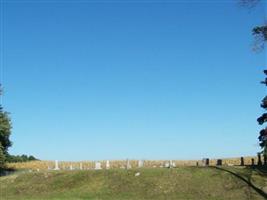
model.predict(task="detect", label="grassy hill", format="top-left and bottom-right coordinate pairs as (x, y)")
top-left (1, 166), bottom-right (267, 200)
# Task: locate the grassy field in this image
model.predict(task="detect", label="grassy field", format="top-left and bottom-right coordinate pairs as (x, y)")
top-left (1, 166), bottom-right (267, 200)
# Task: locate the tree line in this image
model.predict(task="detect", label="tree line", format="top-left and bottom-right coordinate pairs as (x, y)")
top-left (5, 154), bottom-right (38, 163)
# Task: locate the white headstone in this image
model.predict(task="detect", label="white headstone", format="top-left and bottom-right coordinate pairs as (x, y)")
top-left (169, 160), bottom-right (173, 168)
top-left (165, 162), bottom-right (170, 168)
top-left (106, 160), bottom-right (110, 169)
top-left (138, 160), bottom-right (144, 168)
top-left (95, 162), bottom-right (102, 170)
top-left (70, 165), bottom-right (73, 170)
top-left (54, 160), bottom-right (60, 170)
top-left (80, 163), bottom-right (83, 170)
top-left (126, 159), bottom-right (131, 169)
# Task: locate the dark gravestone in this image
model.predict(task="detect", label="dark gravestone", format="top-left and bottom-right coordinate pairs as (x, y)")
top-left (216, 159), bottom-right (222, 166)
top-left (251, 158), bottom-right (255, 166)
top-left (258, 154), bottom-right (262, 166)
top-left (196, 162), bottom-right (199, 167)
top-left (202, 158), bottom-right (209, 166)
top-left (264, 155), bottom-right (267, 166)
top-left (240, 157), bottom-right (244, 166)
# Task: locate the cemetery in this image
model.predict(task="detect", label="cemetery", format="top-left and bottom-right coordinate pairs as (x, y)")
top-left (1, 0), bottom-right (267, 199)
top-left (1, 157), bottom-right (267, 200)
top-left (6, 155), bottom-right (265, 171)
top-left (1, 155), bottom-right (267, 199)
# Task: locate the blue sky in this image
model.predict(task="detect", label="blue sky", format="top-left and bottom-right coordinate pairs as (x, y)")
top-left (1, 0), bottom-right (266, 161)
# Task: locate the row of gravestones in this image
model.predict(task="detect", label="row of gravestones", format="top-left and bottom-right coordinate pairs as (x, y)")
top-left (200, 154), bottom-right (267, 167)
top-left (51, 156), bottom-right (267, 170)
top-left (50, 160), bottom-right (177, 170)
top-left (51, 160), bottom-right (109, 170)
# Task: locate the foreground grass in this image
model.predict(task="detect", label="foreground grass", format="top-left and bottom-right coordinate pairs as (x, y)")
top-left (1, 167), bottom-right (267, 200)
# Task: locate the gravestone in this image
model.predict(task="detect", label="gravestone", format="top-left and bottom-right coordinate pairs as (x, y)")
top-left (168, 160), bottom-right (175, 168)
top-left (251, 158), bottom-right (255, 166)
top-left (70, 165), bottom-right (73, 170)
top-left (106, 160), bottom-right (110, 169)
top-left (138, 160), bottom-right (144, 168)
top-left (126, 159), bottom-right (131, 169)
top-left (202, 158), bottom-right (209, 166)
top-left (172, 161), bottom-right (176, 168)
top-left (240, 157), bottom-right (244, 166)
top-left (80, 163), bottom-right (83, 170)
top-left (216, 159), bottom-right (222, 166)
top-left (54, 160), bottom-right (60, 170)
top-left (95, 162), bottom-right (102, 170)
top-left (164, 162), bottom-right (170, 168)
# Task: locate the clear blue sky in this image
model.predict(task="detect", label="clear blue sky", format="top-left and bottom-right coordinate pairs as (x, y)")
top-left (1, 0), bottom-right (266, 161)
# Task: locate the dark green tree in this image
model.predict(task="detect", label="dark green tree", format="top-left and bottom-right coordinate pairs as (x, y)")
top-left (0, 85), bottom-right (12, 159)
top-left (258, 70), bottom-right (267, 156)
top-left (28, 155), bottom-right (37, 161)
top-left (0, 143), bottom-right (5, 168)
top-left (240, 0), bottom-right (267, 157)
top-left (245, 0), bottom-right (267, 157)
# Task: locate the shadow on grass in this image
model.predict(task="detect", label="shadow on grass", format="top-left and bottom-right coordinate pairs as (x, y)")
top-left (0, 167), bottom-right (16, 177)
top-left (253, 166), bottom-right (267, 177)
top-left (211, 166), bottom-right (267, 199)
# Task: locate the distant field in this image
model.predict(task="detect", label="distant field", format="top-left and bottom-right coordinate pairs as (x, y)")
top-left (6, 156), bottom-right (258, 170)
top-left (1, 166), bottom-right (267, 200)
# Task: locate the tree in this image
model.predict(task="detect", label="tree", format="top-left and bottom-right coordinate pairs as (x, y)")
top-left (244, 0), bottom-right (267, 157)
top-left (0, 143), bottom-right (5, 168)
top-left (258, 70), bottom-right (267, 156)
top-left (240, 0), bottom-right (266, 51)
top-left (252, 25), bottom-right (267, 51)
top-left (0, 85), bottom-right (12, 158)
top-left (28, 155), bottom-right (37, 161)
top-left (248, 2), bottom-right (267, 157)
top-left (240, 0), bottom-right (267, 157)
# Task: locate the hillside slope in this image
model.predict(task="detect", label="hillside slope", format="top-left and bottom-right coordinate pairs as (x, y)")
top-left (1, 167), bottom-right (266, 200)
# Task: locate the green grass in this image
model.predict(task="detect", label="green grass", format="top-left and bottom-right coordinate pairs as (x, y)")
top-left (1, 167), bottom-right (267, 200)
